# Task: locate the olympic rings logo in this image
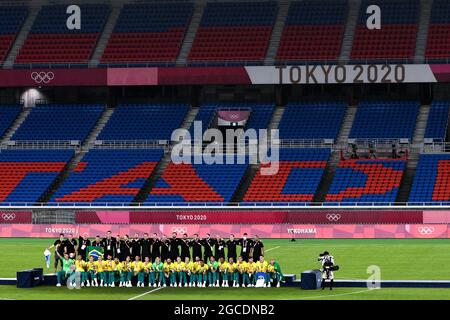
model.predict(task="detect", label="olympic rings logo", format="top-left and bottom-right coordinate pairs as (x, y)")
top-left (1, 213), bottom-right (16, 221)
top-left (31, 72), bottom-right (55, 84)
top-left (417, 227), bottom-right (435, 235)
top-left (326, 213), bottom-right (342, 222)
top-left (171, 227), bottom-right (187, 234)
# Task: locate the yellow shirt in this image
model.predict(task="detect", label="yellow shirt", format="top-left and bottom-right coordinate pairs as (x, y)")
top-left (75, 260), bottom-right (86, 272)
top-left (256, 260), bottom-right (268, 272)
top-left (143, 262), bottom-right (153, 272)
top-left (105, 260), bottom-right (115, 272)
top-left (163, 262), bottom-right (171, 273)
top-left (94, 260), bottom-right (105, 272)
top-left (267, 264), bottom-right (275, 273)
top-left (219, 262), bottom-right (229, 272)
top-left (228, 262), bottom-right (237, 273)
top-left (248, 262), bottom-right (257, 274)
top-left (198, 264), bottom-right (209, 273)
top-left (236, 262), bottom-right (246, 272)
top-left (131, 261), bottom-right (144, 272)
top-left (186, 262), bottom-right (195, 273)
top-left (115, 262), bottom-right (123, 272)
top-left (86, 261), bottom-right (95, 271)
top-left (122, 261), bottom-right (132, 272)
top-left (174, 261), bottom-right (185, 272)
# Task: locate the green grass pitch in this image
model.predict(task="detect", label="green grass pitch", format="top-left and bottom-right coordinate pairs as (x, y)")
top-left (0, 238), bottom-right (449, 300)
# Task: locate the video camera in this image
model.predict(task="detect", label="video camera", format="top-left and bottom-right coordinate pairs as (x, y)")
top-left (318, 252), bottom-right (340, 271)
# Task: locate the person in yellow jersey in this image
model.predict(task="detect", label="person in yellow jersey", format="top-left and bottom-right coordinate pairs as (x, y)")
top-left (236, 256), bottom-right (246, 288)
top-left (186, 257), bottom-right (197, 287)
top-left (255, 256), bottom-right (269, 287)
top-left (247, 257), bottom-right (257, 287)
top-left (121, 256), bottom-right (133, 287)
top-left (143, 257), bottom-right (155, 288)
top-left (197, 259), bottom-right (209, 288)
top-left (267, 259), bottom-right (282, 288)
top-left (114, 257), bottom-right (124, 287)
top-left (105, 255), bottom-right (116, 287)
top-left (218, 257), bottom-right (229, 287)
top-left (163, 258), bottom-right (177, 287)
top-left (94, 255), bottom-right (106, 287)
top-left (240, 256), bottom-right (251, 287)
top-left (132, 255), bottom-right (145, 287)
top-left (227, 257), bottom-right (239, 288)
top-left (174, 256), bottom-right (187, 287)
top-left (86, 255), bottom-right (97, 287)
top-left (75, 255), bottom-right (87, 287)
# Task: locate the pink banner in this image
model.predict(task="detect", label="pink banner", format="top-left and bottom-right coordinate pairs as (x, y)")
top-left (1, 224), bottom-right (448, 239)
top-left (217, 110), bottom-right (250, 122)
top-left (0, 211), bottom-right (32, 224)
top-left (76, 210), bottom-right (423, 224)
top-left (107, 68), bottom-right (158, 86)
top-left (423, 211), bottom-right (450, 223)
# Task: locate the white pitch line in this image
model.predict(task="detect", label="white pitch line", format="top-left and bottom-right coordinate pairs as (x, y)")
top-left (128, 287), bottom-right (164, 300)
top-left (0, 297), bottom-right (15, 300)
top-left (266, 246), bottom-right (281, 253)
top-left (296, 288), bottom-right (373, 300)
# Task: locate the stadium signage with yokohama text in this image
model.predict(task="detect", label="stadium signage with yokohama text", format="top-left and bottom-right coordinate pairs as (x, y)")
top-left (246, 64), bottom-right (438, 84)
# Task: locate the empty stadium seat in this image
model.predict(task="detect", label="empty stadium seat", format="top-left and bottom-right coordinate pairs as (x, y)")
top-left (15, 4), bottom-right (109, 64)
top-left (325, 159), bottom-right (406, 204)
top-left (0, 105), bottom-right (22, 138)
top-left (98, 103), bottom-right (189, 140)
top-left (0, 149), bottom-right (73, 204)
top-left (276, 0), bottom-right (347, 63)
top-left (0, 6), bottom-right (27, 64)
top-left (426, 0), bottom-right (450, 61)
top-left (51, 149), bottom-right (163, 204)
top-left (243, 148), bottom-right (330, 204)
top-left (349, 101), bottom-right (419, 140)
top-left (278, 102), bottom-right (347, 140)
top-left (101, 3), bottom-right (193, 64)
top-left (424, 101), bottom-right (450, 141)
top-left (188, 1), bottom-right (277, 64)
top-left (350, 0), bottom-right (419, 62)
top-left (12, 104), bottom-right (105, 142)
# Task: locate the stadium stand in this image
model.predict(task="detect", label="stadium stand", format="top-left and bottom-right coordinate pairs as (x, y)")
top-left (188, 1), bottom-right (277, 64)
top-left (0, 149), bottom-right (73, 204)
top-left (145, 155), bottom-right (249, 204)
top-left (189, 103), bottom-right (274, 135)
top-left (243, 148), bottom-right (330, 204)
top-left (101, 2), bottom-right (193, 65)
top-left (97, 103), bottom-right (189, 141)
top-left (15, 4), bottom-right (109, 65)
top-left (349, 101), bottom-right (419, 141)
top-left (409, 154), bottom-right (450, 204)
top-left (276, 0), bottom-right (347, 63)
top-left (0, 6), bottom-right (27, 64)
top-left (424, 101), bottom-right (450, 142)
top-left (50, 149), bottom-right (163, 204)
top-left (0, 105), bottom-right (22, 138)
top-left (11, 104), bottom-right (105, 142)
top-left (278, 102), bottom-right (347, 140)
top-left (325, 159), bottom-right (406, 204)
top-left (426, 0), bottom-right (450, 61)
top-left (350, 0), bottom-right (419, 62)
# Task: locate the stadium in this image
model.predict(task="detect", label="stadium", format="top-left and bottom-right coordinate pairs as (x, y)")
top-left (0, 0), bottom-right (450, 302)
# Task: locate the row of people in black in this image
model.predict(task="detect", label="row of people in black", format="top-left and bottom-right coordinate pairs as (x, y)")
top-left (50, 232), bottom-right (265, 272)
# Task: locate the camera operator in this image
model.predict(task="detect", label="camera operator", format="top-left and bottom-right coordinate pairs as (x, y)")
top-left (318, 251), bottom-right (337, 290)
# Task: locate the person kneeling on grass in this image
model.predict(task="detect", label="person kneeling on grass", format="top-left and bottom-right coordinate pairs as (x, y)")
top-left (197, 260), bottom-right (209, 288)
top-left (186, 257), bottom-right (197, 287)
top-left (227, 257), bottom-right (239, 288)
top-left (75, 255), bottom-right (87, 287)
top-left (56, 253), bottom-right (74, 287)
top-left (219, 257), bottom-right (229, 287)
top-left (247, 257), bottom-right (257, 287)
top-left (208, 256), bottom-right (219, 287)
top-left (175, 256), bottom-right (187, 287)
top-left (120, 256), bottom-right (133, 287)
top-left (164, 258), bottom-right (177, 287)
top-left (132, 256), bottom-right (145, 287)
top-left (267, 259), bottom-right (284, 288)
top-left (236, 256), bottom-right (246, 287)
top-left (94, 256), bottom-right (107, 287)
top-left (256, 256), bottom-right (270, 287)
top-left (143, 257), bottom-right (155, 288)
top-left (86, 256), bottom-right (97, 287)
top-left (105, 255), bottom-right (116, 287)
top-left (153, 257), bottom-right (165, 287)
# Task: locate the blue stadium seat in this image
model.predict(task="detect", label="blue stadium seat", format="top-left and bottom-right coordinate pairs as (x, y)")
top-left (0, 105), bottom-right (21, 138)
top-left (424, 101), bottom-right (450, 141)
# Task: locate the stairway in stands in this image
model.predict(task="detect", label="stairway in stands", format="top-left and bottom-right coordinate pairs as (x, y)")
top-left (89, 3), bottom-right (124, 67)
top-left (176, 0), bottom-right (207, 66)
top-left (3, 3), bottom-right (41, 69)
top-left (264, 0), bottom-right (290, 66)
top-left (414, 0), bottom-right (433, 64)
top-left (312, 105), bottom-right (358, 203)
top-left (37, 106), bottom-right (116, 204)
top-left (133, 105), bottom-right (200, 204)
top-left (395, 104), bottom-right (430, 204)
top-left (338, 0), bottom-right (360, 64)
top-left (0, 107), bottom-right (33, 145)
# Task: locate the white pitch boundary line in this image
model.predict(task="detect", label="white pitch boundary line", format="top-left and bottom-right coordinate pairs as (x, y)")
top-left (296, 288), bottom-right (373, 300)
top-left (0, 297), bottom-right (15, 300)
top-left (265, 246), bottom-right (281, 253)
top-left (128, 287), bottom-right (165, 300)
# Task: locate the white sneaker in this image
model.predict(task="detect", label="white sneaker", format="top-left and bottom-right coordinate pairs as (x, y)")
top-left (276, 282), bottom-right (280, 288)
top-left (216, 281), bottom-right (220, 287)
top-left (193, 283), bottom-right (196, 287)
top-left (86, 281), bottom-right (90, 287)
top-left (184, 283), bottom-right (187, 287)
top-left (268, 283), bottom-right (271, 288)
top-left (178, 283), bottom-right (182, 288)
top-left (111, 283), bottom-right (115, 288)
top-left (189, 283), bottom-right (192, 287)
top-left (158, 283), bottom-right (161, 287)
top-left (56, 283), bottom-right (61, 287)
top-left (242, 284), bottom-right (246, 288)
top-left (153, 283), bottom-right (157, 287)
top-left (203, 282), bottom-right (206, 287)
top-left (263, 283), bottom-right (267, 288)
top-left (81, 282), bottom-right (84, 287)
top-left (163, 284), bottom-right (167, 287)
top-left (236, 284), bottom-right (240, 288)
top-left (119, 282), bottom-right (123, 287)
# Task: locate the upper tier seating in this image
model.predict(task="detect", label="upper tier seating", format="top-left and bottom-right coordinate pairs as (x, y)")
top-left (424, 101), bottom-right (450, 142)
top-left (15, 4), bottom-right (109, 64)
top-left (426, 0), bottom-right (450, 61)
top-left (243, 148), bottom-right (330, 204)
top-left (0, 149), bottom-right (73, 204)
top-left (278, 102), bottom-right (347, 140)
top-left (0, 6), bottom-right (28, 64)
top-left (349, 101), bottom-right (419, 140)
top-left (188, 1), bottom-right (277, 64)
top-left (350, 0), bottom-right (419, 62)
top-left (409, 154), bottom-right (450, 204)
top-left (145, 154), bottom-right (249, 204)
top-left (50, 149), bottom-right (163, 204)
top-left (0, 105), bottom-right (22, 138)
top-left (101, 3), bottom-right (193, 65)
top-left (98, 104), bottom-right (189, 141)
top-left (12, 104), bottom-right (105, 141)
top-left (325, 159), bottom-right (406, 204)
top-left (276, 0), bottom-right (347, 63)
